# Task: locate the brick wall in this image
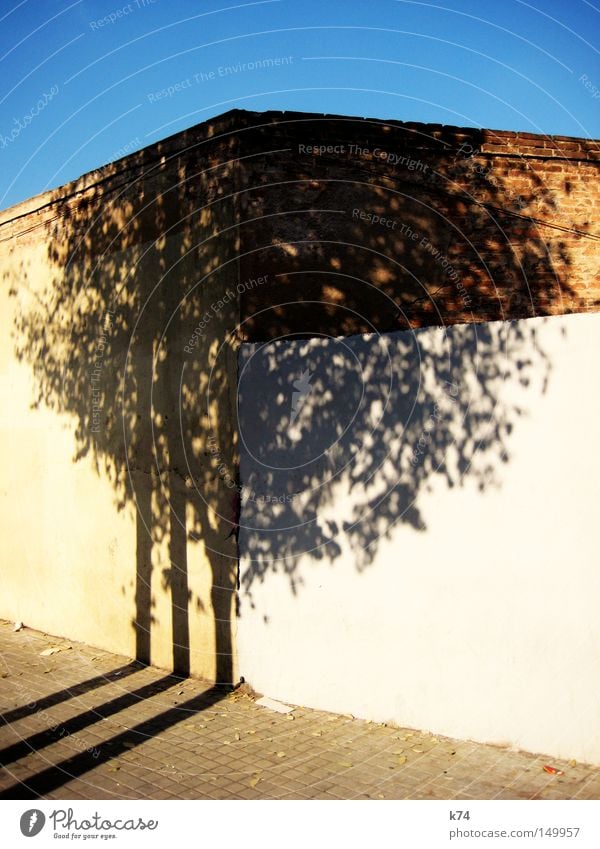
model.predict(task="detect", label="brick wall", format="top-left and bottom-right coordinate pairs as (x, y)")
top-left (232, 111), bottom-right (600, 339)
top-left (3, 108), bottom-right (596, 343)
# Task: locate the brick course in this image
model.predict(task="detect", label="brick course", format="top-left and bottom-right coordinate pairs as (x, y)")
top-left (1, 108), bottom-right (598, 340)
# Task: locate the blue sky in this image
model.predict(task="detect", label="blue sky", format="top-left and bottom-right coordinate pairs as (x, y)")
top-left (0, 0), bottom-right (598, 210)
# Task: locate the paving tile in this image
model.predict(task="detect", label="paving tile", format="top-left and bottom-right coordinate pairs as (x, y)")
top-left (1, 620), bottom-right (598, 800)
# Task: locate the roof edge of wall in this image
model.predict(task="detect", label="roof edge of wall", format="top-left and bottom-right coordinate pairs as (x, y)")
top-left (1, 107), bottom-right (598, 231)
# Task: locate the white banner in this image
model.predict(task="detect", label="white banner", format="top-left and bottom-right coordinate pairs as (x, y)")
top-left (0, 800), bottom-right (599, 848)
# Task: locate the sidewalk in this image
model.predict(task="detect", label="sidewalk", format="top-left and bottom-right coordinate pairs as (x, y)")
top-left (0, 620), bottom-right (598, 800)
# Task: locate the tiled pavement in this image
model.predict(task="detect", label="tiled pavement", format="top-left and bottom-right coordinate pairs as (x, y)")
top-left (0, 621), bottom-right (599, 800)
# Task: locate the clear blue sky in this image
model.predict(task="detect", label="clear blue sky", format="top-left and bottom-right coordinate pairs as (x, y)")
top-left (0, 0), bottom-right (598, 210)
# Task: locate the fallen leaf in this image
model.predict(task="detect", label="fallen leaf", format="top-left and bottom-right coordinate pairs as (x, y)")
top-left (568, 759), bottom-right (577, 768)
top-left (41, 645), bottom-right (71, 656)
top-left (276, 752), bottom-right (286, 758)
top-left (397, 756), bottom-right (407, 765)
top-left (412, 748), bottom-right (424, 754)
top-left (543, 765), bottom-right (564, 776)
top-left (338, 761), bottom-right (353, 768)
top-left (249, 774), bottom-right (261, 788)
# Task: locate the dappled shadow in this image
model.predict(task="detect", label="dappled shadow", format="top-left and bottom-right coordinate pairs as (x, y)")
top-left (2, 109), bottom-right (595, 667)
top-left (231, 113), bottom-right (595, 596)
top-left (238, 319), bottom-right (550, 593)
top-left (5, 118), bottom-right (241, 682)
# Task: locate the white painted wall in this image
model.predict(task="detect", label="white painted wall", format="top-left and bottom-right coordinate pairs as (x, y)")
top-left (236, 313), bottom-right (600, 764)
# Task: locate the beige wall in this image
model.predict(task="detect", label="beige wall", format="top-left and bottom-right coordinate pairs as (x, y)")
top-left (237, 312), bottom-right (600, 764)
top-left (0, 138), bottom-right (241, 682)
top-left (0, 240), bottom-right (136, 656)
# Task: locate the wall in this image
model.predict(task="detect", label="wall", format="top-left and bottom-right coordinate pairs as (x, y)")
top-left (237, 312), bottom-right (600, 764)
top-left (0, 108), bottom-right (598, 714)
top-left (0, 112), bottom-right (242, 681)
top-left (237, 112), bottom-right (599, 337)
top-left (0, 240), bottom-right (137, 658)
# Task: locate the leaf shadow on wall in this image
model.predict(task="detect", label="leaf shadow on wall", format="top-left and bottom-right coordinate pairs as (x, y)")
top-left (234, 116), bottom-right (594, 603)
top-left (4, 113), bottom-right (594, 663)
top-left (6, 134), bottom-right (241, 684)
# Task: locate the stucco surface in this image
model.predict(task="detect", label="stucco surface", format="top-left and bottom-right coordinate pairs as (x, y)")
top-left (237, 312), bottom-right (600, 764)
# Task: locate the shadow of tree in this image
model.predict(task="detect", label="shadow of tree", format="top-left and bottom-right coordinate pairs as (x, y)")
top-left (7, 123), bottom-right (241, 682)
top-left (4, 110), bottom-right (594, 670)
top-left (237, 319), bottom-right (552, 598)
top-left (0, 681), bottom-right (226, 799)
top-left (232, 114), bottom-right (593, 600)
